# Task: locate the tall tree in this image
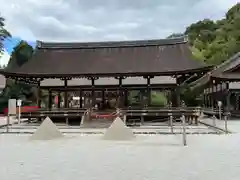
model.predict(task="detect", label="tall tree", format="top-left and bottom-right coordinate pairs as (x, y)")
top-left (174, 3), bottom-right (240, 105)
top-left (226, 2), bottom-right (240, 21)
top-left (185, 19), bottom-right (217, 45)
top-left (0, 16), bottom-right (11, 54)
top-left (184, 3), bottom-right (240, 65)
top-left (0, 41), bottom-right (35, 112)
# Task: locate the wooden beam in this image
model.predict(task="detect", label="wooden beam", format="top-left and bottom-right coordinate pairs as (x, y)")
top-left (64, 79), bottom-right (68, 108)
top-left (79, 89), bottom-right (83, 108)
top-left (146, 76), bottom-right (151, 106)
top-left (48, 89), bottom-right (52, 110)
top-left (37, 82), bottom-right (41, 108)
top-left (57, 92), bottom-right (61, 108)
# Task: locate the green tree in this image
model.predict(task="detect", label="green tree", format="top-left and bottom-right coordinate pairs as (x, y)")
top-left (226, 3), bottom-right (240, 21)
top-left (184, 3), bottom-right (240, 66)
top-left (6, 41), bottom-right (34, 69)
top-left (173, 3), bottom-right (240, 105)
top-left (0, 16), bottom-right (11, 54)
top-left (185, 19), bottom-right (217, 45)
top-left (0, 41), bottom-right (35, 112)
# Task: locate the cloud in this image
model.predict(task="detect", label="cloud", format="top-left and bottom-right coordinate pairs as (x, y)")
top-left (0, 0), bottom-right (238, 42)
top-left (0, 50), bottom-right (10, 66)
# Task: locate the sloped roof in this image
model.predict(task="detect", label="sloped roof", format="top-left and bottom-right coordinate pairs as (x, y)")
top-left (1, 37), bottom-right (208, 78)
top-left (0, 74), bottom-right (6, 89)
top-left (191, 52), bottom-right (240, 89)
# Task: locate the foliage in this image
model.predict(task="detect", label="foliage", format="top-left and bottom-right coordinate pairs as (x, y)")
top-left (178, 3), bottom-right (240, 106)
top-left (150, 91), bottom-right (168, 106)
top-left (178, 85), bottom-right (202, 106)
top-left (128, 90), bottom-right (168, 107)
top-left (6, 41), bottom-right (34, 69)
top-left (0, 41), bottom-right (35, 112)
top-left (185, 3), bottom-right (240, 66)
top-left (0, 16), bottom-right (11, 54)
top-left (0, 3), bottom-right (239, 109)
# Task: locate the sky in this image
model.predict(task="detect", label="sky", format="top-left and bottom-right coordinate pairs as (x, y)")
top-left (0, 0), bottom-right (238, 43)
top-left (0, 0), bottom-right (238, 66)
top-left (3, 37), bottom-right (36, 54)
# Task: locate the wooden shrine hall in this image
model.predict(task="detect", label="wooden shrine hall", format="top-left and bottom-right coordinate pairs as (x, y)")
top-left (0, 37), bottom-right (211, 123)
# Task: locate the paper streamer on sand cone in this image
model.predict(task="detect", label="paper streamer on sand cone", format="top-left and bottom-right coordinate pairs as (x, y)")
top-left (30, 117), bottom-right (64, 140)
top-left (102, 117), bottom-right (135, 141)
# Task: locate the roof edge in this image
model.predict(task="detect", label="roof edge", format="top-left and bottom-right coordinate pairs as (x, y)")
top-left (36, 36), bottom-right (188, 49)
top-left (0, 65), bottom-right (211, 79)
top-left (190, 52), bottom-right (240, 89)
top-left (223, 52), bottom-right (240, 73)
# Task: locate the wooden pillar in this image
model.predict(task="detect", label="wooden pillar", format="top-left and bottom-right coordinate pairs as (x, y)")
top-left (64, 79), bottom-right (68, 108)
top-left (166, 89), bottom-right (171, 107)
top-left (205, 88), bottom-right (207, 107)
top-left (91, 78), bottom-right (95, 108)
top-left (124, 89), bottom-right (128, 107)
top-left (176, 77), bottom-right (181, 107)
top-left (36, 82), bottom-right (42, 121)
top-left (170, 89), bottom-right (175, 107)
top-left (226, 82), bottom-right (230, 114)
top-left (145, 76), bottom-right (152, 107)
top-left (208, 88), bottom-right (211, 107)
top-left (140, 89), bottom-right (144, 108)
top-left (204, 89), bottom-right (208, 108)
top-left (220, 83), bottom-right (223, 102)
top-left (117, 77), bottom-right (123, 108)
top-left (235, 93), bottom-right (238, 110)
top-left (208, 88), bottom-right (211, 108)
top-left (89, 77), bottom-right (98, 107)
top-left (211, 81), bottom-right (214, 109)
top-left (79, 90), bottom-right (83, 108)
top-left (203, 93), bottom-right (206, 108)
top-left (48, 89), bottom-right (52, 110)
top-left (37, 82), bottom-right (41, 108)
top-left (102, 89), bottom-right (105, 105)
top-left (207, 93), bottom-right (210, 108)
top-left (57, 92), bottom-right (61, 108)
top-left (176, 89), bottom-right (181, 107)
top-left (237, 94), bottom-right (240, 111)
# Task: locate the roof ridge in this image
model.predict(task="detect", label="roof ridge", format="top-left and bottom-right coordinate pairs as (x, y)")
top-left (36, 36), bottom-right (188, 49)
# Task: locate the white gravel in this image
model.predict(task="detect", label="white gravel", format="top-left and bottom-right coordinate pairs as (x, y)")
top-left (0, 116), bottom-right (240, 180)
top-left (0, 133), bottom-right (240, 180)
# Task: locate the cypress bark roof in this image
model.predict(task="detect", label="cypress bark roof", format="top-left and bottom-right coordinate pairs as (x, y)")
top-left (190, 52), bottom-right (240, 89)
top-left (2, 37), bottom-right (208, 78)
top-left (0, 75), bottom-right (6, 89)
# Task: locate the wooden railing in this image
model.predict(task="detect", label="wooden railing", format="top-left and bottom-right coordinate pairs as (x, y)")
top-left (20, 107), bottom-right (201, 120)
top-left (21, 108), bottom-right (88, 118)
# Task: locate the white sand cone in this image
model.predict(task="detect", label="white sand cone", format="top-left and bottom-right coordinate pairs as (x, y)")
top-left (30, 117), bottom-right (64, 140)
top-left (102, 117), bottom-right (135, 141)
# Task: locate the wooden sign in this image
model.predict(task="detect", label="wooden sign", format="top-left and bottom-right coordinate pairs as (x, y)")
top-left (8, 99), bottom-right (16, 116)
